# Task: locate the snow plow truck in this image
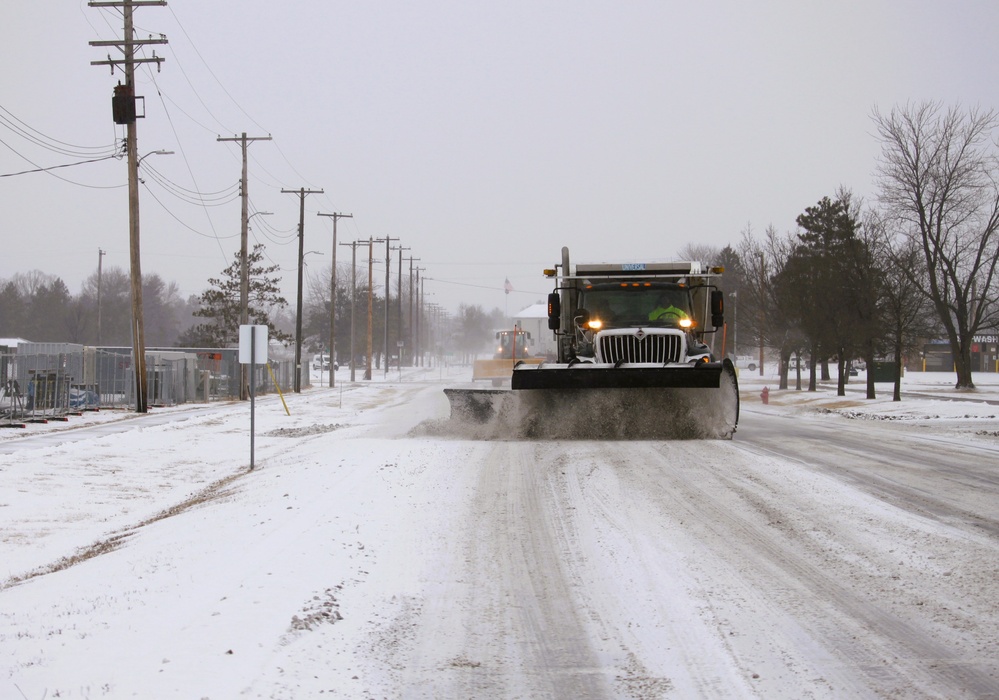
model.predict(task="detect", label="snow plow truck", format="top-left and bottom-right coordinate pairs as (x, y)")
top-left (444, 247), bottom-right (740, 439)
top-left (471, 328), bottom-right (544, 385)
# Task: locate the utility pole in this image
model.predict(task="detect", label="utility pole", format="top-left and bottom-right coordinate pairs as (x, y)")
top-left (375, 237), bottom-right (399, 376)
top-left (393, 245), bottom-right (410, 372)
top-left (218, 133), bottom-right (271, 399)
top-left (419, 275), bottom-right (427, 367)
top-left (89, 0), bottom-right (167, 414)
top-left (282, 187), bottom-right (324, 392)
top-left (730, 291), bottom-right (738, 357)
top-left (317, 212), bottom-right (352, 388)
top-left (406, 257), bottom-right (420, 365)
top-left (415, 267), bottom-right (425, 366)
top-left (366, 237), bottom-right (374, 380)
top-left (97, 248), bottom-right (106, 346)
top-left (759, 252), bottom-right (766, 377)
top-left (340, 240), bottom-right (361, 382)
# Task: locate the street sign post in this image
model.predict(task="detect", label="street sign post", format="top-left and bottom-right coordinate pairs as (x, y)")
top-left (239, 325), bottom-right (269, 470)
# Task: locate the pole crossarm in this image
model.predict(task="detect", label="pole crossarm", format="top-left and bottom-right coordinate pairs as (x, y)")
top-left (89, 1), bottom-right (166, 6)
top-left (88, 0), bottom-right (167, 71)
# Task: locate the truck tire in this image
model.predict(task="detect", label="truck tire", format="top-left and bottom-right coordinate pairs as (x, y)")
top-left (748, 363), bottom-right (756, 372)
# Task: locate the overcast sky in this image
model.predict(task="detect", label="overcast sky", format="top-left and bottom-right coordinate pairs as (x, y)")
top-left (3, 1), bottom-right (999, 315)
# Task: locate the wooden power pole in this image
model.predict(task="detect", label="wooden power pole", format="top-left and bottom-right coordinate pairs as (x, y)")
top-left (282, 187), bottom-right (323, 392)
top-left (89, 0), bottom-right (167, 413)
top-left (218, 132), bottom-right (271, 400)
top-left (340, 240), bottom-right (362, 382)
top-left (366, 237), bottom-right (374, 380)
top-left (406, 257), bottom-right (420, 366)
top-left (393, 245), bottom-right (410, 371)
top-left (317, 212), bottom-right (352, 388)
top-left (375, 236), bottom-right (399, 375)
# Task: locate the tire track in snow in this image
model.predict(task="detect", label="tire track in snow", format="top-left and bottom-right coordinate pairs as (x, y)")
top-left (633, 434), bottom-right (999, 699)
top-left (398, 440), bottom-right (614, 698)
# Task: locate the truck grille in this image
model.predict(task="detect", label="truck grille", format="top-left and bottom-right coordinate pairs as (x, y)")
top-left (598, 331), bottom-right (683, 364)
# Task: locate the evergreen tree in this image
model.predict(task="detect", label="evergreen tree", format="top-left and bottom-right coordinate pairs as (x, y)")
top-left (0, 281), bottom-right (25, 338)
top-left (180, 244), bottom-right (291, 347)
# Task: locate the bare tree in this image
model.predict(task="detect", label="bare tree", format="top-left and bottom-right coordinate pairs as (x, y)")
top-left (676, 243), bottom-right (721, 265)
top-left (870, 209), bottom-right (936, 400)
top-left (738, 224), bottom-right (800, 389)
top-left (453, 303), bottom-right (494, 363)
top-left (873, 102), bottom-right (999, 389)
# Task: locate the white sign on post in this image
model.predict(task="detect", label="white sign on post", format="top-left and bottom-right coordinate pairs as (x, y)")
top-left (239, 324), bottom-right (269, 365)
top-left (239, 325), bottom-right (268, 471)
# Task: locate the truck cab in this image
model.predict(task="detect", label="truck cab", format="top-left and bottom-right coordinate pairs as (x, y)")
top-left (494, 328), bottom-right (533, 359)
top-left (547, 258), bottom-right (724, 368)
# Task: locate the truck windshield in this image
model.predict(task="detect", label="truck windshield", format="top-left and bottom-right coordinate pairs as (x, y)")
top-left (579, 283), bottom-right (690, 327)
top-left (495, 330), bottom-right (531, 358)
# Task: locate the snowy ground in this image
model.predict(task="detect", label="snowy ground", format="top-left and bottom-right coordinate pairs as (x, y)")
top-left (2, 366), bottom-right (998, 698)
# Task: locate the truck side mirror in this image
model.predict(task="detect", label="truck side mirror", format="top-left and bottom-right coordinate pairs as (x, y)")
top-left (711, 290), bottom-right (725, 328)
top-left (547, 293), bottom-right (561, 330)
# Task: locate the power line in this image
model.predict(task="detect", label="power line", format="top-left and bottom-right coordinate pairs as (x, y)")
top-left (140, 180), bottom-right (239, 239)
top-left (138, 162), bottom-right (240, 205)
top-left (0, 135), bottom-right (125, 187)
top-left (167, 5), bottom-right (269, 135)
top-left (0, 105), bottom-right (119, 158)
top-left (0, 151), bottom-right (121, 178)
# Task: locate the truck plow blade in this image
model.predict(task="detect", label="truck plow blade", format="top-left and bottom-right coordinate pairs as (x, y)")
top-left (442, 388), bottom-right (510, 423)
top-left (472, 357), bottom-right (544, 383)
top-left (443, 360), bottom-right (739, 440)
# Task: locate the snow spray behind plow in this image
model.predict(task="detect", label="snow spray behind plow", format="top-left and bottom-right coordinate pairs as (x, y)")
top-left (439, 364), bottom-right (739, 440)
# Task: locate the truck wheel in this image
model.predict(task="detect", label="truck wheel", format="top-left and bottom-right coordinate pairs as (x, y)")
top-left (748, 363), bottom-right (756, 372)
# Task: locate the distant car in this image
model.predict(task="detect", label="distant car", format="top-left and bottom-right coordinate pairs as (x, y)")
top-left (789, 357), bottom-right (811, 371)
top-left (312, 354), bottom-right (330, 371)
top-left (732, 355), bottom-right (758, 372)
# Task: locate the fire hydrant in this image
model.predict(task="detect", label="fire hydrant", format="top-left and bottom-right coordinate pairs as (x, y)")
top-left (761, 386), bottom-right (770, 405)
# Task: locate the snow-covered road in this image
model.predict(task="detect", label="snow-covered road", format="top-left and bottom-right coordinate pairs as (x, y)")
top-left (2, 370), bottom-right (998, 698)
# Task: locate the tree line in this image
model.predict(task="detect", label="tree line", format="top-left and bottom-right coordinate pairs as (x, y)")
top-left (0, 241), bottom-right (503, 365)
top-left (717, 102), bottom-right (999, 395)
top-left (0, 268), bottom-right (192, 347)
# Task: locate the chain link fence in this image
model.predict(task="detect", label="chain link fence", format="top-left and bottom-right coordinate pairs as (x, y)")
top-left (1, 343), bottom-right (306, 425)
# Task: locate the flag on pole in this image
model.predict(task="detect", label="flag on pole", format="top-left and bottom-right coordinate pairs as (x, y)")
top-left (504, 278), bottom-right (514, 295)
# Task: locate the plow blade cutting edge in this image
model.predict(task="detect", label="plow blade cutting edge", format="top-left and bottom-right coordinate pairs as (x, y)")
top-left (443, 359), bottom-right (739, 440)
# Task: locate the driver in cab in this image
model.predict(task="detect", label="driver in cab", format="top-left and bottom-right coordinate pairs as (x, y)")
top-left (648, 297), bottom-right (689, 324)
